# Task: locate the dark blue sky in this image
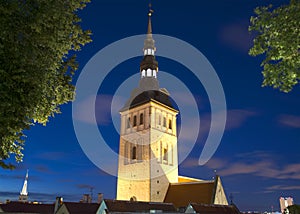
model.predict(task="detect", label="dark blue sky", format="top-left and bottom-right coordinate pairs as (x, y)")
top-left (1, 0), bottom-right (299, 212)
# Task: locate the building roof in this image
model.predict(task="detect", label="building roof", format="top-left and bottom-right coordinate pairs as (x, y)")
top-left (61, 202), bottom-right (100, 214)
top-left (164, 180), bottom-right (216, 208)
top-left (104, 199), bottom-right (176, 212)
top-left (178, 176), bottom-right (205, 183)
top-left (0, 201), bottom-right (54, 213)
top-left (121, 89), bottom-right (176, 111)
top-left (187, 203), bottom-right (241, 214)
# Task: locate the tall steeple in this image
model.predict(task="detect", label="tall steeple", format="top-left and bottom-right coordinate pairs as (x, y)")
top-left (139, 4), bottom-right (159, 91)
top-left (19, 170), bottom-right (28, 202)
top-left (117, 4), bottom-right (179, 202)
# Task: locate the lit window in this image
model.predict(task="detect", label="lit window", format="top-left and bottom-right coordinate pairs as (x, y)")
top-left (132, 146), bottom-right (137, 160)
top-left (153, 71), bottom-right (157, 78)
top-left (133, 115), bottom-right (137, 127)
top-left (147, 69), bottom-right (152, 77)
top-left (142, 70), bottom-right (146, 77)
top-left (140, 113), bottom-right (144, 125)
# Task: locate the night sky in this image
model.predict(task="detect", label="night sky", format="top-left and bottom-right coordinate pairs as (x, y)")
top-left (1, 0), bottom-right (299, 212)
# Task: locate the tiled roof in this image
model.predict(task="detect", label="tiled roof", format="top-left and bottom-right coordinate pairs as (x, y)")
top-left (63, 202), bottom-right (100, 214)
top-left (0, 201), bottom-right (54, 213)
top-left (164, 181), bottom-right (216, 208)
top-left (188, 203), bottom-right (241, 214)
top-left (104, 199), bottom-right (176, 212)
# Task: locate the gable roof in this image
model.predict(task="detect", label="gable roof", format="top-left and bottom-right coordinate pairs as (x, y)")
top-left (187, 203), bottom-right (240, 214)
top-left (0, 201), bottom-right (54, 213)
top-left (61, 202), bottom-right (100, 214)
top-left (164, 180), bottom-right (216, 208)
top-left (103, 199), bottom-right (176, 212)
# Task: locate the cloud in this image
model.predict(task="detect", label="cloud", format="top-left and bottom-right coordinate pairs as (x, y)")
top-left (278, 114), bottom-right (300, 128)
top-left (34, 165), bottom-right (52, 174)
top-left (219, 21), bottom-right (254, 53)
top-left (0, 191), bottom-right (80, 203)
top-left (73, 95), bottom-right (112, 125)
top-left (266, 185), bottom-right (300, 191)
top-left (76, 184), bottom-right (94, 189)
top-left (0, 174), bottom-right (24, 180)
top-left (182, 157), bottom-right (228, 169)
top-left (206, 155), bottom-right (300, 180)
top-left (196, 109), bottom-right (257, 137)
top-left (34, 152), bottom-right (67, 161)
top-left (226, 109), bottom-right (257, 130)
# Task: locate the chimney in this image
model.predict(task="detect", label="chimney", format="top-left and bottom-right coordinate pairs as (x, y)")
top-left (54, 197), bottom-right (63, 214)
top-left (97, 193), bottom-right (103, 204)
top-left (82, 194), bottom-right (91, 203)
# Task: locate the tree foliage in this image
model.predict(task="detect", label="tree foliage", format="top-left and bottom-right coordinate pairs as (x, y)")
top-left (0, 0), bottom-right (92, 168)
top-left (249, 0), bottom-right (300, 92)
top-left (286, 204), bottom-right (300, 214)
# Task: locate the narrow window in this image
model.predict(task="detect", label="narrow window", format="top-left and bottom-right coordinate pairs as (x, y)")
top-left (140, 113), bottom-right (144, 125)
top-left (127, 117), bottom-right (131, 129)
top-left (163, 117), bottom-right (166, 127)
top-left (132, 146), bottom-right (137, 160)
top-left (157, 191), bottom-right (160, 195)
top-left (133, 115), bottom-right (137, 127)
top-left (168, 119), bottom-right (172, 129)
top-left (163, 148), bottom-right (168, 161)
top-left (158, 115), bottom-right (161, 125)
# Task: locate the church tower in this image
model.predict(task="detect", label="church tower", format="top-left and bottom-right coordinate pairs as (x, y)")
top-left (116, 8), bottom-right (179, 202)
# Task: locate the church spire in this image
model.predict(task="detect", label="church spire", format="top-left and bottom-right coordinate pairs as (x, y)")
top-left (140, 4), bottom-right (159, 86)
top-left (19, 170), bottom-right (29, 202)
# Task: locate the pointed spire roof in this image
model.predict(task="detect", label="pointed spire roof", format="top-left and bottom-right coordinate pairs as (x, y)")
top-left (143, 5), bottom-right (155, 51)
top-left (20, 170), bottom-right (28, 196)
top-left (147, 6), bottom-right (153, 35)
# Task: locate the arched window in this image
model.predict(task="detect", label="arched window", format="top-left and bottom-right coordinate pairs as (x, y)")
top-left (140, 113), bottom-right (144, 125)
top-left (130, 196), bottom-right (137, 202)
top-left (132, 146), bottom-right (137, 160)
top-left (133, 115), bottom-right (137, 127)
top-left (127, 117), bottom-right (131, 129)
top-left (168, 119), bottom-right (172, 129)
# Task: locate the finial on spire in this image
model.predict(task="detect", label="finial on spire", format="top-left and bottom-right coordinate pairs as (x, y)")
top-left (147, 2), bottom-right (153, 35)
top-left (148, 2), bottom-right (154, 17)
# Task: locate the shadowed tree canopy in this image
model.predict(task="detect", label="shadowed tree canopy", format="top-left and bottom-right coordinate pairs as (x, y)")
top-left (0, 0), bottom-right (92, 168)
top-left (249, 0), bottom-right (300, 92)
